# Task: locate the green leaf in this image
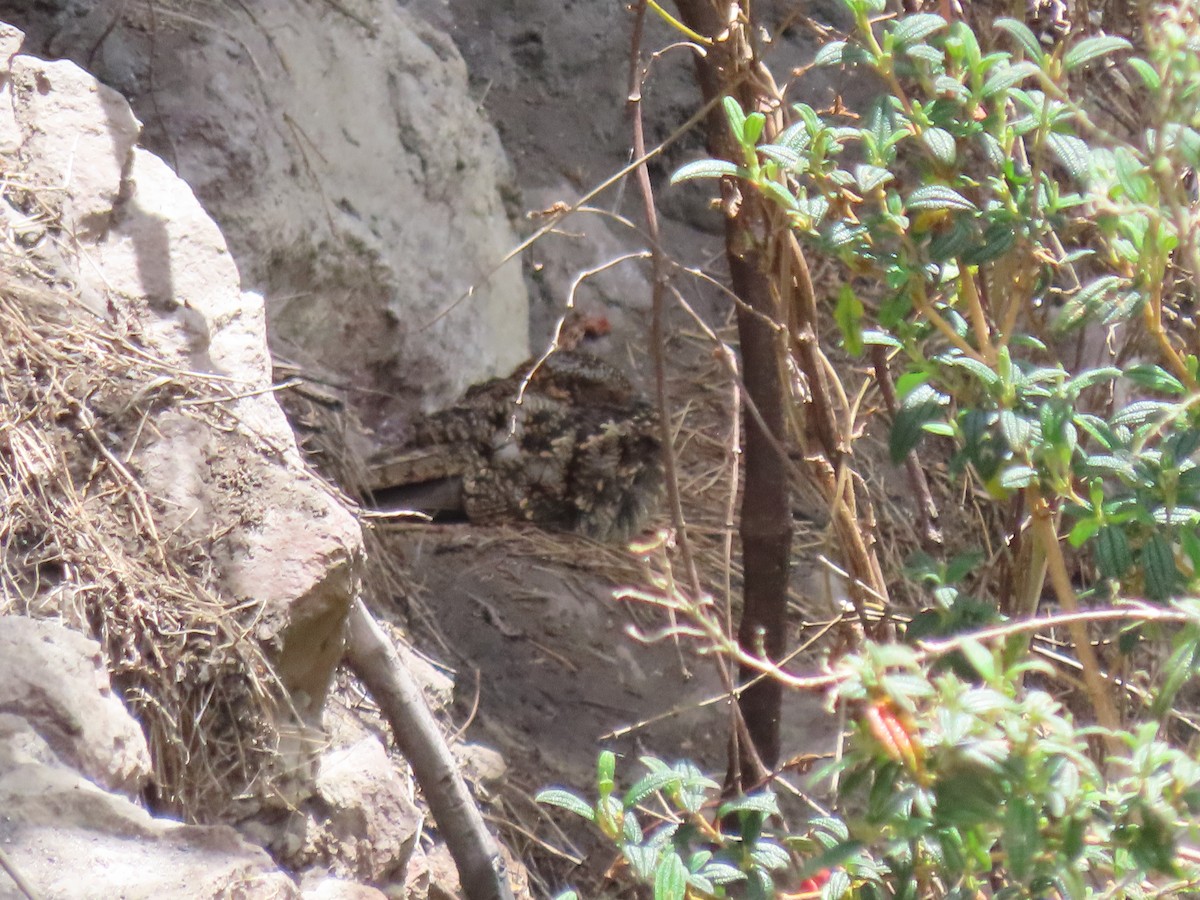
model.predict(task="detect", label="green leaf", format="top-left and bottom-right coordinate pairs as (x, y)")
top-left (654, 852), bottom-right (688, 900)
top-left (535, 789), bottom-right (596, 821)
top-left (670, 158), bottom-right (745, 184)
top-left (814, 40), bottom-right (849, 67)
top-left (823, 868), bottom-right (852, 900)
top-left (1127, 56), bottom-right (1161, 90)
top-left (982, 60), bottom-right (1040, 98)
top-left (759, 143), bottom-right (802, 169)
top-left (891, 384), bottom-right (949, 462)
top-left (942, 354), bottom-right (1001, 387)
top-left (776, 120), bottom-right (812, 153)
top-left (892, 13), bottom-right (947, 45)
top-left (1142, 533), bottom-right (1179, 601)
top-left (1113, 146), bottom-right (1152, 203)
top-left (625, 845), bottom-right (660, 881)
top-left (1111, 400), bottom-right (1174, 428)
top-left (1068, 518), bottom-right (1101, 548)
top-left (1054, 275), bottom-right (1124, 332)
top-left (759, 179), bottom-right (800, 211)
top-left (906, 184), bottom-right (977, 211)
top-left (743, 112), bottom-right (766, 147)
top-left (854, 163), bottom-right (892, 193)
top-left (959, 638), bottom-right (996, 682)
top-left (928, 218), bottom-right (977, 261)
top-left (906, 43), bottom-right (945, 64)
top-left (723, 95), bottom-right (746, 141)
top-left (718, 791), bottom-right (780, 818)
top-left (999, 465), bottom-right (1037, 489)
top-left (962, 220), bottom-right (1016, 264)
top-left (750, 841), bottom-right (791, 871)
top-left (1123, 364), bottom-right (1180, 396)
top-left (697, 862), bottom-right (746, 885)
top-left (922, 127), bottom-right (956, 166)
top-left (863, 329), bottom-right (901, 349)
top-left (598, 750), bottom-right (616, 796)
top-left (1046, 132), bottom-right (1091, 180)
top-left (1063, 35), bottom-right (1132, 72)
top-left (835, 284), bottom-right (865, 356)
top-left (552, 892), bottom-right (579, 900)
top-left (994, 18), bottom-right (1044, 61)
top-left (1064, 367), bottom-right (1121, 398)
top-left (1003, 796), bottom-right (1040, 880)
top-left (623, 769), bottom-right (681, 808)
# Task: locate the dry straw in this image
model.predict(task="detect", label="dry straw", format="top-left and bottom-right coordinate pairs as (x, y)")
top-left (0, 274), bottom-right (290, 821)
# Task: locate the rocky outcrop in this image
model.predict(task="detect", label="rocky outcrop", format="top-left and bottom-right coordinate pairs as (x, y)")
top-left (0, 0), bottom-right (530, 433)
top-left (0, 617), bottom-right (302, 900)
top-left (1, 16), bottom-right (362, 730)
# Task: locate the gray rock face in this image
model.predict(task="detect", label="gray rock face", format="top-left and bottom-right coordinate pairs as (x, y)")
top-left (1, 0), bottom-right (530, 433)
top-left (0, 618), bottom-right (302, 900)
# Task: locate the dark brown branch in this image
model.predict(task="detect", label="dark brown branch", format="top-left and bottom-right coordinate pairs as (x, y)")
top-left (671, 0), bottom-right (793, 778)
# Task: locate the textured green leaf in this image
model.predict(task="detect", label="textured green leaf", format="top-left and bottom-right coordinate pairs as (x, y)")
top-left (670, 159), bottom-right (744, 184)
top-left (814, 40), bottom-right (849, 67)
top-left (906, 184), bottom-right (976, 211)
top-left (922, 127), bottom-right (957, 165)
top-left (536, 789), bottom-right (595, 821)
top-left (722, 95), bottom-right (746, 139)
top-left (892, 12), bottom-right (947, 45)
top-left (835, 284), bottom-right (865, 356)
top-left (854, 163), bottom-right (892, 193)
top-left (1046, 132), bottom-right (1091, 180)
top-left (759, 143), bottom-right (802, 169)
top-left (999, 465), bottom-right (1037, 489)
top-left (1054, 275), bottom-right (1124, 332)
top-left (1111, 400), bottom-right (1174, 428)
top-left (906, 43), bottom-right (944, 64)
top-left (982, 60), bottom-right (1040, 98)
top-left (942, 354), bottom-right (1001, 387)
top-left (1065, 367), bottom-right (1121, 397)
top-left (823, 868), bottom-right (852, 900)
top-left (995, 18), bottom-right (1044, 61)
top-left (1063, 35), bottom-right (1131, 72)
top-left (653, 852), bottom-right (687, 900)
top-left (719, 791), bottom-right (780, 818)
top-left (890, 384), bottom-right (949, 462)
top-left (750, 840), bottom-right (790, 871)
top-left (623, 769), bottom-right (680, 808)
top-left (1142, 533), bottom-right (1179, 600)
top-left (1127, 56), bottom-right (1161, 90)
top-left (697, 862), bottom-right (746, 885)
top-left (928, 218), bottom-right (977, 261)
top-left (1003, 796), bottom-right (1040, 880)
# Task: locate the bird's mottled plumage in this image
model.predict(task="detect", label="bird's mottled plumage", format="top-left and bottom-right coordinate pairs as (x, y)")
top-left (367, 350), bottom-right (663, 542)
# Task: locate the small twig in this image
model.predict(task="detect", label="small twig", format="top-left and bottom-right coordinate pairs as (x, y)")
top-left (870, 344), bottom-right (940, 548)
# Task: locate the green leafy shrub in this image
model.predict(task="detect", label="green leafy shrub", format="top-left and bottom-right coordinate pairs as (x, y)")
top-left (541, 1), bottom-right (1200, 896)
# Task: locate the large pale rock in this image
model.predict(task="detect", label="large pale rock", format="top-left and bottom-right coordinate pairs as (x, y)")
top-left (0, 618), bottom-right (151, 796)
top-left (0, 619), bottom-right (301, 900)
top-left (1, 24), bottom-right (362, 729)
top-left (310, 737), bottom-right (423, 883)
top-left (2, 0), bottom-right (530, 432)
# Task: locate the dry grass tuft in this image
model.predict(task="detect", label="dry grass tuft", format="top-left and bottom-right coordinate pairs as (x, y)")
top-left (0, 275), bottom-right (290, 821)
